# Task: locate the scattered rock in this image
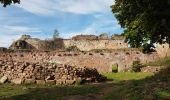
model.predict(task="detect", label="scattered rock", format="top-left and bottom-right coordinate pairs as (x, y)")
top-left (0, 76), bottom-right (8, 83)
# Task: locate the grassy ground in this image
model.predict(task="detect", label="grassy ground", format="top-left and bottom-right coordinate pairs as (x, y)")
top-left (0, 84), bottom-right (102, 100)
top-left (0, 72), bottom-right (156, 100)
top-left (103, 67), bottom-right (170, 100)
top-left (103, 72), bottom-right (153, 81)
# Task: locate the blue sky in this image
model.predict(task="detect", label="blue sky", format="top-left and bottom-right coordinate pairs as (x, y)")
top-left (0, 0), bottom-right (123, 47)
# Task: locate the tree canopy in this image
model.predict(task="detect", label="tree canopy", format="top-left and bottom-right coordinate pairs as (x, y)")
top-left (112, 0), bottom-right (170, 52)
top-left (0, 0), bottom-right (20, 7)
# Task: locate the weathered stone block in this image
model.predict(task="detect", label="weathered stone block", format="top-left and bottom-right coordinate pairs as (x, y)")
top-left (65, 80), bottom-right (75, 85)
top-left (56, 79), bottom-right (64, 85)
top-left (46, 80), bottom-right (56, 85)
top-left (36, 80), bottom-right (46, 85)
top-left (24, 79), bottom-right (35, 84)
top-left (0, 76), bottom-right (8, 83)
top-left (11, 78), bottom-right (23, 84)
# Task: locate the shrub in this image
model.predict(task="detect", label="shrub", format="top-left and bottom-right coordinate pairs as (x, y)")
top-left (75, 78), bottom-right (83, 85)
top-left (65, 46), bottom-right (80, 51)
top-left (112, 65), bottom-right (118, 73)
top-left (132, 60), bottom-right (142, 72)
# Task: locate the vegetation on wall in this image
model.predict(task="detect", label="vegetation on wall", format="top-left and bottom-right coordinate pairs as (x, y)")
top-left (132, 60), bottom-right (142, 72)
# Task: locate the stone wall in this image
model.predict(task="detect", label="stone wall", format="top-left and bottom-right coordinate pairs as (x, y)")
top-left (0, 50), bottom-right (159, 73)
top-left (155, 43), bottom-right (169, 58)
top-left (10, 35), bottom-right (128, 51)
top-left (63, 39), bottom-right (128, 51)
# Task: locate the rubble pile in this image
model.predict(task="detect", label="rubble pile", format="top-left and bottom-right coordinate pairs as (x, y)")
top-left (0, 58), bottom-right (106, 85)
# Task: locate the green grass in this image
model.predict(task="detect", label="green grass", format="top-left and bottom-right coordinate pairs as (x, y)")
top-left (0, 68), bottom-right (169, 100)
top-left (0, 84), bottom-right (102, 100)
top-left (103, 67), bottom-right (170, 100)
top-left (103, 72), bottom-right (154, 81)
top-left (155, 89), bottom-right (170, 99)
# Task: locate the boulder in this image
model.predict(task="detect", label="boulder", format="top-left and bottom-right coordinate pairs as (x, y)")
top-left (0, 76), bottom-right (8, 83)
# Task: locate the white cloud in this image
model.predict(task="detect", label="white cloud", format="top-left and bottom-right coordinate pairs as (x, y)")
top-left (0, 34), bottom-right (20, 47)
top-left (16, 0), bottom-right (115, 15)
top-left (3, 25), bottom-right (42, 33)
top-left (0, 25), bottom-right (42, 47)
top-left (61, 14), bottom-right (122, 38)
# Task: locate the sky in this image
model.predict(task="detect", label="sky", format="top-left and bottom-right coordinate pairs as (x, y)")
top-left (0, 0), bottom-right (123, 47)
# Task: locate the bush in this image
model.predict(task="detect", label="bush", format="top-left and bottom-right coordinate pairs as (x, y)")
top-left (75, 78), bottom-right (83, 85)
top-left (132, 61), bottom-right (142, 72)
top-left (112, 65), bottom-right (118, 73)
top-left (65, 46), bottom-right (80, 51)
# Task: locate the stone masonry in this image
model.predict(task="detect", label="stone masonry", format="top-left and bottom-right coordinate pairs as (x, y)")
top-left (10, 34), bottom-right (128, 51)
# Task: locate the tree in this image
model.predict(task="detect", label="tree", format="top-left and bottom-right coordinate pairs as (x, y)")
top-left (111, 0), bottom-right (170, 51)
top-left (0, 0), bottom-right (20, 7)
top-left (53, 29), bottom-right (60, 39)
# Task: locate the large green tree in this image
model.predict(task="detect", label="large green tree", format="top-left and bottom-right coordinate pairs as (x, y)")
top-left (112, 0), bottom-right (170, 51)
top-left (0, 0), bottom-right (20, 7)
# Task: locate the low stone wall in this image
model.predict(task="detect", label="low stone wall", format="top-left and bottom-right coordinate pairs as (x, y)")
top-left (0, 59), bottom-right (105, 85)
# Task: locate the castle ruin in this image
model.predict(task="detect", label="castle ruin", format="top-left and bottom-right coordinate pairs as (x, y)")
top-left (10, 34), bottom-right (128, 51)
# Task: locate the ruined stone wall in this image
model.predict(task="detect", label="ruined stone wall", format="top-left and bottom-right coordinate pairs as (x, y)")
top-left (155, 43), bottom-right (170, 58)
top-left (10, 35), bottom-right (128, 51)
top-left (63, 40), bottom-right (128, 51)
top-left (0, 50), bottom-right (159, 73)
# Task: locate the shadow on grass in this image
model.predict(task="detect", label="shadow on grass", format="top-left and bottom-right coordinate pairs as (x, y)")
top-left (103, 67), bottom-right (170, 100)
top-left (0, 84), bottom-right (104, 100)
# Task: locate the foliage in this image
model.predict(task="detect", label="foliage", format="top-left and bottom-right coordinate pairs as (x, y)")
top-left (65, 46), bottom-right (80, 51)
top-left (75, 78), bottom-right (83, 85)
top-left (0, 0), bottom-right (20, 7)
top-left (155, 89), bottom-right (170, 99)
top-left (53, 29), bottom-right (60, 39)
top-left (132, 60), bottom-right (142, 72)
top-left (112, 0), bottom-right (170, 52)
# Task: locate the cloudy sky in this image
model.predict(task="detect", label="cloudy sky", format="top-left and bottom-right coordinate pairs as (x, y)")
top-left (0, 0), bottom-right (123, 47)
